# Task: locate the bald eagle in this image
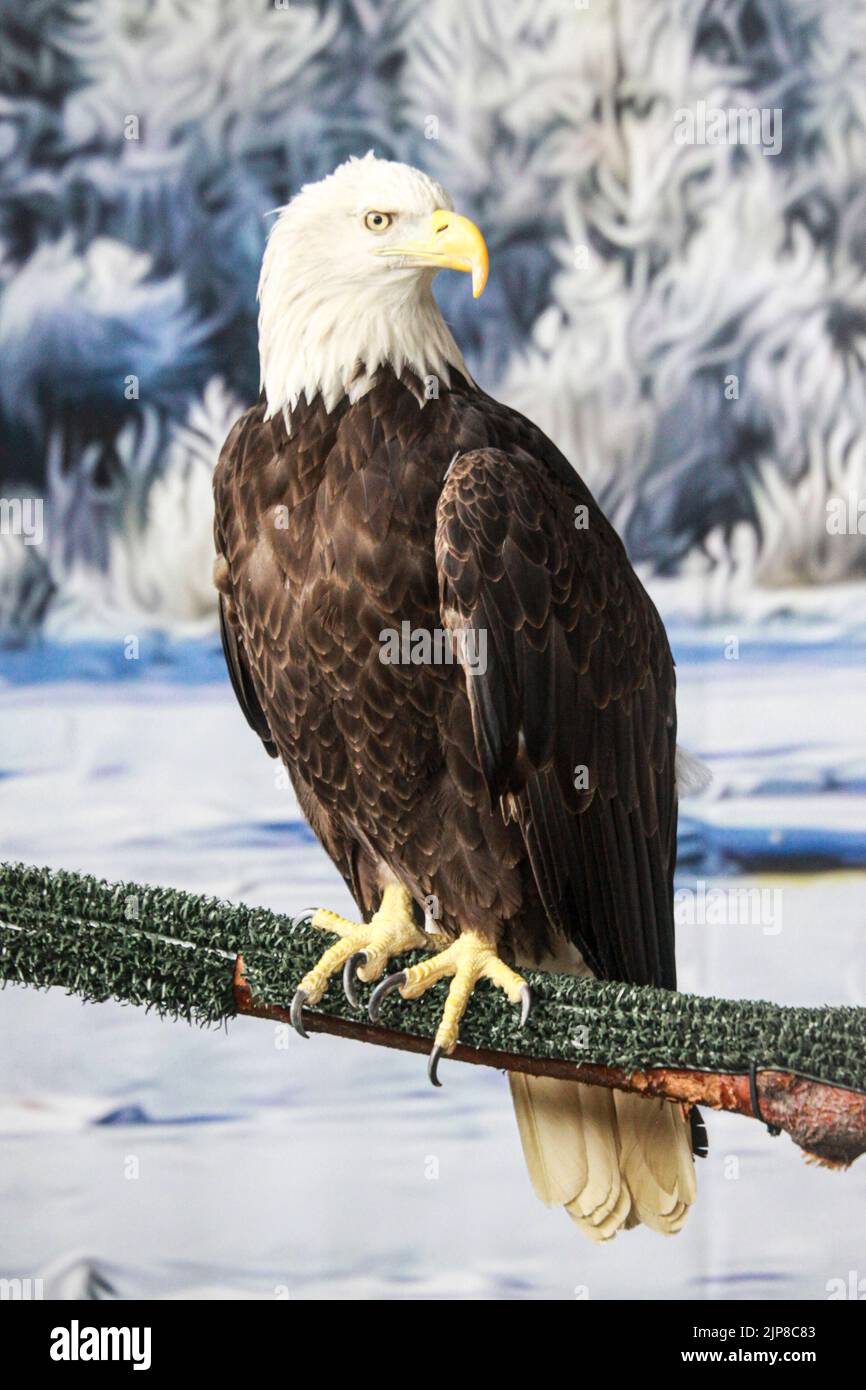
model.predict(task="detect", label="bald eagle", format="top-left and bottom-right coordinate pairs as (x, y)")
top-left (214, 153), bottom-right (702, 1240)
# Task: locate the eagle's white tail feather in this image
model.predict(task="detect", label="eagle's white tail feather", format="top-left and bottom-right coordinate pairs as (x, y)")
top-left (614, 1091), bottom-right (696, 1234)
top-left (509, 1074), bottom-right (630, 1240)
top-left (509, 1073), bottom-right (696, 1240)
top-left (675, 744), bottom-right (713, 795)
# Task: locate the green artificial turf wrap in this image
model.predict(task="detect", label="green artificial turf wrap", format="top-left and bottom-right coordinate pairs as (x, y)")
top-left (1, 860), bottom-right (864, 1092)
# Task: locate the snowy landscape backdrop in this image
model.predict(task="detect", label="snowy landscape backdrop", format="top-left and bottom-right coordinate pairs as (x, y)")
top-left (2, 0), bottom-right (866, 637)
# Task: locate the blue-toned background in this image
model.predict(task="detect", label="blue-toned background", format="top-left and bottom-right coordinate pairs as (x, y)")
top-left (0, 0), bottom-right (864, 1301)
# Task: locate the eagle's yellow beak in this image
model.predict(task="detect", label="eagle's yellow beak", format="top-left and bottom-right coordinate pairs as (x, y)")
top-left (375, 209), bottom-right (489, 298)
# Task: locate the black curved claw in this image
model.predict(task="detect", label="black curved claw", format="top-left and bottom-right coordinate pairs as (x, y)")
top-left (290, 989), bottom-right (309, 1039)
top-left (342, 950), bottom-right (368, 1009)
top-left (428, 1044), bottom-right (444, 1088)
top-left (519, 983), bottom-right (533, 1028)
top-left (368, 970), bottom-right (407, 1024)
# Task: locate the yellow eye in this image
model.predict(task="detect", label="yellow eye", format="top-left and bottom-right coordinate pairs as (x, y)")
top-left (364, 211), bottom-right (393, 232)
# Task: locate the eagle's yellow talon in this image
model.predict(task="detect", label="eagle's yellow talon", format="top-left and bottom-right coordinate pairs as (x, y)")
top-left (290, 884), bottom-right (428, 1031)
top-left (368, 929), bottom-right (530, 1083)
top-left (310, 908), bottom-right (358, 936)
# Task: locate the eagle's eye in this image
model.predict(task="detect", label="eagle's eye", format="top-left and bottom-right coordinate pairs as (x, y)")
top-left (364, 210), bottom-right (393, 232)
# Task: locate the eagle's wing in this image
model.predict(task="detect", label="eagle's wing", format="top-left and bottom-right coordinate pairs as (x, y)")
top-left (435, 446), bottom-right (678, 988)
top-left (212, 403), bottom-right (371, 914)
top-left (212, 407), bottom-right (278, 761)
top-left (217, 590), bottom-right (277, 759)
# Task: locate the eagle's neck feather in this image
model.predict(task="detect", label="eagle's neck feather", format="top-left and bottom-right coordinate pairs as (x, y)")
top-left (258, 261), bottom-right (472, 423)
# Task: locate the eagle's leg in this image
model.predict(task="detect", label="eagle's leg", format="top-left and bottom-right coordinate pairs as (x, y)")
top-left (369, 930), bottom-right (532, 1086)
top-left (290, 884), bottom-right (435, 1036)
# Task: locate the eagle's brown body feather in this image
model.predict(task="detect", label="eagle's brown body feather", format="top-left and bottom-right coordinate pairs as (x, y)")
top-left (213, 367), bottom-right (679, 989)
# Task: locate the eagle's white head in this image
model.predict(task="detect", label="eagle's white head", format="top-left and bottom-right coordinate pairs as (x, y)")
top-left (258, 152), bottom-right (489, 421)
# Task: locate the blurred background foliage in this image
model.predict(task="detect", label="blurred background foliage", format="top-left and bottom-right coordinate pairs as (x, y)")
top-left (1, 0), bottom-right (865, 642)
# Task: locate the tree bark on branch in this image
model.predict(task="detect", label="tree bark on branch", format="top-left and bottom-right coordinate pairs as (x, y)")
top-left (233, 957), bottom-right (866, 1169)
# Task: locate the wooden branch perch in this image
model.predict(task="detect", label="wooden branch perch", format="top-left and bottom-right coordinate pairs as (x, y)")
top-left (3, 862), bottom-right (863, 1170)
top-left (233, 957), bottom-right (866, 1169)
